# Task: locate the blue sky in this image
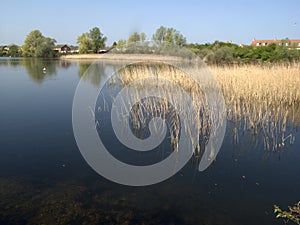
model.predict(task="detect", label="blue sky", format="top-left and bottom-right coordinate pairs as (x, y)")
top-left (1, 0), bottom-right (299, 46)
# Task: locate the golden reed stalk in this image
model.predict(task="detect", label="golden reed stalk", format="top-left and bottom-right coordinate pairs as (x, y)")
top-left (107, 62), bottom-right (300, 154)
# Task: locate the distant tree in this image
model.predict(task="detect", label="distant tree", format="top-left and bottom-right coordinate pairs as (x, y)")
top-left (128, 32), bottom-right (141, 44)
top-left (140, 32), bottom-right (146, 42)
top-left (22, 30), bottom-right (56, 58)
top-left (8, 45), bottom-right (21, 57)
top-left (214, 46), bottom-right (235, 64)
top-left (235, 45), bottom-right (254, 63)
top-left (152, 26), bottom-right (186, 46)
top-left (77, 27), bottom-right (107, 54)
top-left (198, 48), bottom-right (213, 60)
top-left (127, 32), bottom-right (147, 44)
top-left (89, 27), bottom-right (107, 53)
top-left (116, 39), bottom-right (127, 47)
top-left (173, 30), bottom-right (187, 46)
top-left (22, 30), bottom-right (43, 57)
top-left (77, 33), bottom-right (92, 54)
top-left (152, 26), bottom-right (167, 44)
top-left (165, 28), bottom-right (174, 44)
top-left (186, 39), bottom-right (300, 64)
top-left (35, 38), bottom-right (57, 58)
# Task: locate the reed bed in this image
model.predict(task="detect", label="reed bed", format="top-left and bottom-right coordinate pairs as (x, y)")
top-left (211, 64), bottom-right (300, 151)
top-left (114, 62), bottom-right (212, 155)
top-left (101, 62), bottom-right (300, 155)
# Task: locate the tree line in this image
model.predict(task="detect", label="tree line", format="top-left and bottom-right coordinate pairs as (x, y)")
top-left (1, 25), bottom-right (299, 64)
top-left (186, 41), bottom-right (300, 64)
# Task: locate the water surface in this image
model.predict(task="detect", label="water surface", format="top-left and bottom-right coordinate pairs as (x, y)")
top-left (0, 58), bottom-right (299, 225)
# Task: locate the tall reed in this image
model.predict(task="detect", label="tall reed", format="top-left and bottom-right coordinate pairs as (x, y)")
top-left (211, 64), bottom-right (300, 151)
top-left (100, 61), bottom-right (300, 154)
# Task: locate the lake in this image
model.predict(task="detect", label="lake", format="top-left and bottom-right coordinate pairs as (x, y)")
top-left (0, 57), bottom-right (299, 225)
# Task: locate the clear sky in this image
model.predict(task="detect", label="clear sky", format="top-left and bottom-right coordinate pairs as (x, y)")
top-left (1, 0), bottom-right (299, 46)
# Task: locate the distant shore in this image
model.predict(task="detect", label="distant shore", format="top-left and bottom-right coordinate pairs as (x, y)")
top-left (60, 53), bottom-right (181, 61)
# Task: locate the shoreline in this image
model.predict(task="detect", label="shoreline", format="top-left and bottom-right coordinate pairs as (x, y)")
top-left (60, 53), bottom-right (181, 61)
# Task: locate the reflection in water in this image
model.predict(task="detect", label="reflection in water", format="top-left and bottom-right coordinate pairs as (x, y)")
top-left (0, 58), bottom-right (73, 83)
top-left (0, 58), bottom-right (299, 225)
top-left (22, 58), bottom-right (57, 83)
top-left (78, 61), bottom-right (115, 87)
top-left (78, 61), bottom-right (91, 78)
top-left (0, 57), bottom-right (23, 66)
top-left (56, 60), bottom-right (72, 69)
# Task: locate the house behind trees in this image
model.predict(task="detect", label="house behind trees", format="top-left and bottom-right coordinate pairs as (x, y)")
top-left (251, 39), bottom-right (300, 49)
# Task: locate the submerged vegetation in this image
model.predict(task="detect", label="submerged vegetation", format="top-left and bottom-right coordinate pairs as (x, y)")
top-left (274, 201), bottom-right (300, 224)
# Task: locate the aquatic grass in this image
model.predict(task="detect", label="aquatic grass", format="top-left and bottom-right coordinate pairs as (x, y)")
top-left (98, 61), bottom-right (300, 155)
top-left (115, 62), bottom-right (217, 155)
top-left (211, 63), bottom-right (300, 151)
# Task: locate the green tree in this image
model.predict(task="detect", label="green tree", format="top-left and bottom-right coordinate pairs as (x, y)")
top-left (77, 27), bottom-right (107, 53)
top-left (165, 28), bottom-right (174, 44)
top-left (186, 39), bottom-right (300, 64)
top-left (215, 46), bottom-right (235, 64)
top-left (152, 26), bottom-right (186, 46)
top-left (35, 38), bottom-right (57, 58)
top-left (127, 32), bottom-right (147, 44)
top-left (22, 30), bottom-right (56, 57)
top-left (89, 27), bottom-right (107, 53)
top-left (152, 26), bottom-right (167, 44)
top-left (173, 30), bottom-right (186, 46)
top-left (7, 45), bottom-right (21, 57)
top-left (77, 33), bottom-right (92, 54)
top-left (22, 30), bottom-right (43, 57)
top-left (117, 39), bottom-right (127, 47)
top-left (128, 32), bottom-right (141, 43)
top-left (140, 32), bottom-right (146, 42)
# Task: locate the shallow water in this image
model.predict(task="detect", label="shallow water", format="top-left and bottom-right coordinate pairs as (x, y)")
top-left (0, 58), bottom-right (299, 225)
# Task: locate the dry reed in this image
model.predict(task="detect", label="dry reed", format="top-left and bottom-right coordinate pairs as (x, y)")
top-left (98, 61), bottom-right (300, 154)
top-left (211, 64), bottom-right (300, 151)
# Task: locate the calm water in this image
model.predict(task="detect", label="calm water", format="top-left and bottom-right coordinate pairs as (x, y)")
top-left (0, 58), bottom-right (299, 225)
